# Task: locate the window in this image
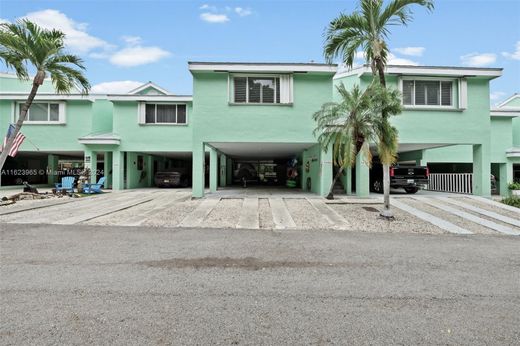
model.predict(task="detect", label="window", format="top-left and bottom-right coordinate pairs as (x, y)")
top-left (232, 75), bottom-right (292, 104)
top-left (20, 102), bottom-right (63, 122)
top-left (143, 104), bottom-right (187, 124)
top-left (402, 80), bottom-right (454, 107)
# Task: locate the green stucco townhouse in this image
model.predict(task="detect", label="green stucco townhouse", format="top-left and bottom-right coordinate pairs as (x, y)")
top-left (0, 62), bottom-right (518, 198)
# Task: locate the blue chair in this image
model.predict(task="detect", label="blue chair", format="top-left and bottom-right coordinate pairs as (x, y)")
top-left (55, 176), bottom-right (75, 193)
top-left (83, 177), bottom-right (106, 194)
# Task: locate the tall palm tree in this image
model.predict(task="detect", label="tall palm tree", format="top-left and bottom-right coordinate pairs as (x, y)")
top-left (0, 19), bottom-right (90, 177)
top-left (313, 83), bottom-right (401, 199)
top-left (324, 0), bottom-right (434, 217)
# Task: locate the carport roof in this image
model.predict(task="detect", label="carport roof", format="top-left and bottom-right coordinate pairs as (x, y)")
top-left (208, 142), bottom-right (317, 159)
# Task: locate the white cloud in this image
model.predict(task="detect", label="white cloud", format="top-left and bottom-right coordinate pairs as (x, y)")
top-left (393, 47), bottom-right (425, 57)
top-left (460, 52), bottom-right (496, 67)
top-left (91, 80), bottom-right (143, 94)
top-left (200, 12), bottom-right (229, 23)
top-left (490, 91), bottom-right (507, 104)
top-left (502, 41), bottom-right (520, 60)
top-left (22, 9), bottom-right (110, 54)
top-left (109, 45), bottom-right (171, 67)
top-left (387, 53), bottom-right (418, 66)
top-left (200, 4), bottom-right (217, 11)
top-left (122, 35), bottom-right (142, 46)
top-left (235, 7), bottom-right (252, 17)
top-left (0, 18), bottom-right (10, 24)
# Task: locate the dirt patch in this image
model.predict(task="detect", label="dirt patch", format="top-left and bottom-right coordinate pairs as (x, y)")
top-left (144, 199), bottom-right (200, 227)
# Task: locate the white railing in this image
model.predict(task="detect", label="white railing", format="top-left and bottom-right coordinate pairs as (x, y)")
top-left (428, 173), bottom-right (473, 194)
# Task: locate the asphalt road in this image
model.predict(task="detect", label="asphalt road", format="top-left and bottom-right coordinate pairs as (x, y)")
top-left (1, 223), bottom-right (519, 345)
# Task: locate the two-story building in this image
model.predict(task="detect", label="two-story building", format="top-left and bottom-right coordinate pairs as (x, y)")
top-left (0, 63), bottom-right (518, 198)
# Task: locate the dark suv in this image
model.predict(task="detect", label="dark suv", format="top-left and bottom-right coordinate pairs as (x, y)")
top-left (370, 164), bottom-right (429, 194)
top-left (154, 171), bottom-right (190, 188)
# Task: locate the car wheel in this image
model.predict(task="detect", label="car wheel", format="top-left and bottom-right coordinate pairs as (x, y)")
top-left (373, 180), bottom-right (383, 193)
top-left (404, 187), bottom-right (419, 194)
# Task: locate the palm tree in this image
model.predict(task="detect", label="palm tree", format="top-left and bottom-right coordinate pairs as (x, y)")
top-left (313, 83), bottom-right (401, 200)
top-left (0, 19), bottom-right (90, 177)
top-left (324, 0), bottom-right (434, 217)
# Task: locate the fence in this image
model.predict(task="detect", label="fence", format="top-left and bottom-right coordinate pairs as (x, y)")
top-left (428, 173), bottom-right (473, 194)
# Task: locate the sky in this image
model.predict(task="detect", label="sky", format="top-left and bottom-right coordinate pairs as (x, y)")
top-left (0, 0), bottom-right (519, 104)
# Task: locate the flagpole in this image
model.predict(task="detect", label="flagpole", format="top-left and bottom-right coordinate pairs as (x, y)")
top-left (24, 137), bottom-right (39, 151)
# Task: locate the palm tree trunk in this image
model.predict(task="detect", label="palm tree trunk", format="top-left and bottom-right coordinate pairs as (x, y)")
top-left (326, 165), bottom-right (345, 200)
top-left (0, 74), bottom-right (42, 186)
top-left (375, 59), bottom-right (393, 219)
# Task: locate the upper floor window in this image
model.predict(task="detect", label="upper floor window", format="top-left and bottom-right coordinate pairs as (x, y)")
top-left (18, 102), bottom-right (65, 123)
top-left (231, 75), bottom-right (293, 104)
top-left (402, 80), bottom-right (453, 107)
top-left (142, 103), bottom-right (187, 124)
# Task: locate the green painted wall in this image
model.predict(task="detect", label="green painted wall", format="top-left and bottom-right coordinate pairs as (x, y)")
top-left (502, 95), bottom-right (520, 107)
top-left (112, 101), bottom-right (193, 152)
top-left (302, 144), bottom-right (322, 194)
top-left (0, 100), bottom-right (93, 152)
top-left (513, 117), bottom-right (520, 146)
top-left (90, 98), bottom-right (113, 134)
top-left (0, 75), bottom-right (55, 93)
top-left (191, 72), bottom-right (333, 143)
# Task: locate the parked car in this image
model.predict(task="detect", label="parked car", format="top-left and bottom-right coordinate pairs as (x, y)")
top-left (154, 171), bottom-right (190, 188)
top-left (370, 164), bottom-right (429, 194)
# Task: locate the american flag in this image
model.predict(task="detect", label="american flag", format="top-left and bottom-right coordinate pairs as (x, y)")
top-left (0, 124), bottom-right (26, 157)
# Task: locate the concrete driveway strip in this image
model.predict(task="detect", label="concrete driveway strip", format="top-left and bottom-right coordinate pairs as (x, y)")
top-left (179, 198), bottom-right (220, 228)
top-left (392, 199), bottom-right (472, 235)
top-left (269, 197), bottom-right (296, 229)
top-left (467, 195), bottom-right (520, 215)
top-left (1, 224), bottom-right (519, 345)
top-left (307, 198), bottom-right (348, 229)
top-left (236, 197), bottom-right (260, 229)
top-left (417, 197), bottom-right (520, 236)
top-left (53, 196), bottom-right (155, 225)
top-left (438, 197), bottom-right (520, 227)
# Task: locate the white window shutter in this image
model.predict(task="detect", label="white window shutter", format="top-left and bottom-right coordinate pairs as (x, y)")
top-left (280, 75), bottom-right (293, 104)
top-left (137, 102), bottom-right (146, 124)
top-left (59, 102), bottom-right (66, 124)
top-left (458, 78), bottom-right (467, 109)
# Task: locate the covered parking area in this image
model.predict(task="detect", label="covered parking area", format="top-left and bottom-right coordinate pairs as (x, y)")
top-left (192, 142), bottom-right (332, 198)
top-left (0, 151), bottom-right (84, 188)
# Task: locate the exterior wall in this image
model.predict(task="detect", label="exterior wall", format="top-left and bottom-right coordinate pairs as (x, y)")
top-left (0, 99), bottom-right (93, 152)
top-left (0, 75), bottom-right (55, 93)
top-left (191, 72), bottom-right (333, 143)
top-left (112, 101), bottom-right (193, 152)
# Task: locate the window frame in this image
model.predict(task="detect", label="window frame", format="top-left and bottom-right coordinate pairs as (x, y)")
top-left (400, 77), bottom-right (458, 110)
top-left (16, 101), bottom-right (66, 124)
top-left (140, 102), bottom-right (188, 126)
top-left (229, 73), bottom-right (292, 106)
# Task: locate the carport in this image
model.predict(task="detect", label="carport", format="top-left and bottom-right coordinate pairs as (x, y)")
top-left (192, 142), bottom-right (333, 198)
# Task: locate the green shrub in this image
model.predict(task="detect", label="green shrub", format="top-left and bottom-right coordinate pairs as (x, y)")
top-left (508, 182), bottom-right (520, 190)
top-left (501, 196), bottom-right (520, 208)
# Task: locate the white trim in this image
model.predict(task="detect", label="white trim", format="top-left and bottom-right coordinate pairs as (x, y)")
top-left (128, 82), bottom-right (171, 95)
top-left (334, 65), bottom-right (502, 79)
top-left (490, 110), bottom-right (520, 117)
top-left (78, 138), bottom-right (121, 145)
top-left (459, 78), bottom-right (468, 110)
top-left (497, 94), bottom-right (520, 108)
top-left (189, 62), bottom-right (337, 73)
top-left (400, 78), bottom-right (457, 109)
top-left (15, 101), bottom-right (66, 124)
top-left (108, 95), bottom-right (192, 102)
top-left (506, 147), bottom-right (520, 157)
top-left (140, 102), bottom-right (189, 125)
top-left (230, 74), bottom-right (293, 104)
